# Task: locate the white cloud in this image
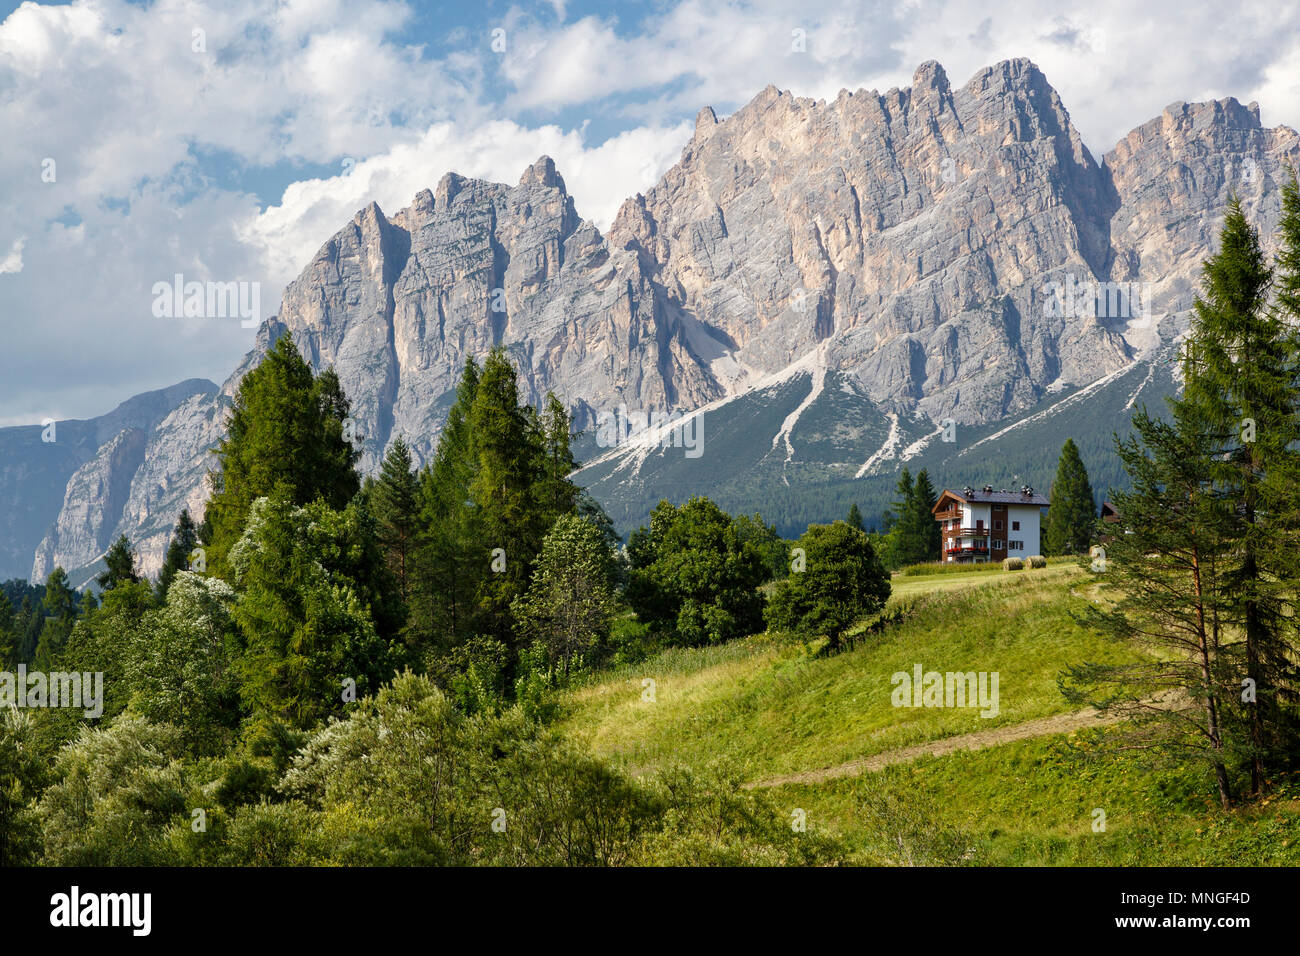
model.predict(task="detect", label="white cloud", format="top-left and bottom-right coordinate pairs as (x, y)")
top-left (3, 0), bottom-right (1300, 428)
top-left (245, 117), bottom-right (692, 288)
top-left (0, 237), bottom-right (24, 274)
top-left (493, 0), bottom-right (1300, 156)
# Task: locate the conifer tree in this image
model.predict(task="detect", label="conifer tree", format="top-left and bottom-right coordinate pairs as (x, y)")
top-left (205, 335), bottom-right (360, 573)
top-left (33, 567), bottom-right (77, 670)
top-left (890, 468), bottom-right (939, 565)
top-left (1064, 403), bottom-right (1240, 807)
top-left (0, 591), bottom-right (13, 668)
top-left (373, 437), bottom-right (421, 607)
top-left (846, 503), bottom-right (865, 532)
top-left (156, 510), bottom-right (199, 602)
top-left (1181, 196), bottom-right (1300, 794)
top-left (912, 469), bottom-right (941, 561)
top-left (96, 534), bottom-right (141, 593)
top-left (469, 349), bottom-right (540, 645)
top-left (409, 360), bottom-right (483, 653)
top-left (534, 393), bottom-right (580, 523)
top-left (1045, 439), bottom-right (1096, 555)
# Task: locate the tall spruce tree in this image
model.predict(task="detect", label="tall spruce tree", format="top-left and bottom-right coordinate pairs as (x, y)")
top-left (890, 468), bottom-right (917, 566)
top-left (1064, 403), bottom-right (1240, 807)
top-left (0, 591), bottom-right (13, 668)
top-left (1045, 439), bottom-right (1096, 555)
top-left (33, 567), bottom-right (78, 670)
top-left (846, 503), bottom-right (865, 532)
top-left (1180, 197), bottom-right (1300, 795)
top-left (373, 437), bottom-right (421, 608)
top-left (891, 468), bottom-right (939, 565)
top-left (469, 349), bottom-right (543, 646)
top-left (204, 335), bottom-right (360, 574)
top-left (96, 535), bottom-right (141, 593)
top-left (533, 394), bottom-right (580, 524)
top-left (912, 469), bottom-right (941, 562)
top-left (411, 359), bottom-right (482, 652)
top-left (156, 510), bottom-right (199, 602)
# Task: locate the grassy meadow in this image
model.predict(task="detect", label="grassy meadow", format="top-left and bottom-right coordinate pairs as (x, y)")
top-left (558, 563), bottom-right (1300, 865)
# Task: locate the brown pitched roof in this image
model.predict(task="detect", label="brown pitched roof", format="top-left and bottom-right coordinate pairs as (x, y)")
top-left (933, 487), bottom-right (1050, 511)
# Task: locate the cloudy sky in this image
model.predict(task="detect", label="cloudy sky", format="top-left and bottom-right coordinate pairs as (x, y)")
top-left (2, 0), bottom-right (1298, 426)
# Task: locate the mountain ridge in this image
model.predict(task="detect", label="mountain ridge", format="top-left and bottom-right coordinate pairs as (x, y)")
top-left (5, 57), bottom-right (1298, 581)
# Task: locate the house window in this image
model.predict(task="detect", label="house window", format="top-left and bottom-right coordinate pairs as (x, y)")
top-left (1009, 540), bottom-right (1023, 551)
top-left (1012, 520), bottom-right (1020, 531)
top-left (994, 520), bottom-right (1003, 531)
top-left (993, 540), bottom-right (1003, 550)
top-left (994, 504), bottom-right (1003, 511)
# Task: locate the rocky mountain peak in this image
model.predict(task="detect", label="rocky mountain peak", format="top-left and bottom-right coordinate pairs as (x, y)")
top-left (519, 155), bottom-right (566, 191)
top-left (693, 105), bottom-right (719, 141)
top-left (9, 59), bottom-right (1300, 582)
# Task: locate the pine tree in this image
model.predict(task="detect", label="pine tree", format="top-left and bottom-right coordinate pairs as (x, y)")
top-left (1063, 403), bottom-right (1239, 807)
top-left (890, 468), bottom-right (938, 566)
top-left (373, 437), bottom-right (421, 608)
top-left (1180, 196), bottom-right (1300, 795)
top-left (533, 393), bottom-right (580, 523)
top-left (847, 503), bottom-right (865, 531)
top-left (204, 334), bottom-right (360, 574)
top-left (14, 595), bottom-right (41, 665)
top-left (469, 349), bottom-right (541, 646)
top-left (156, 510), bottom-right (199, 602)
top-left (890, 468), bottom-right (917, 565)
top-left (96, 534), bottom-right (141, 593)
top-left (409, 359), bottom-right (483, 653)
top-left (1045, 439), bottom-right (1096, 555)
top-left (912, 470), bottom-right (941, 561)
top-left (33, 567), bottom-right (78, 670)
top-left (0, 591), bottom-right (13, 668)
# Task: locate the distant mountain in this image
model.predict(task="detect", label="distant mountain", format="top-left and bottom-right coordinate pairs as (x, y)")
top-left (0, 380), bottom-right (217, 586)
top-left (4, 58), bottom-right (1297, 581)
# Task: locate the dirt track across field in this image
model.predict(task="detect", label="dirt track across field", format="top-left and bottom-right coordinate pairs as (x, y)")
top-left (746, 707), bottom-right (1121, 789)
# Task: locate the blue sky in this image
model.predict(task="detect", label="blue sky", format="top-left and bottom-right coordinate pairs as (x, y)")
top-left (2, 0), bottom-right (1298, 425)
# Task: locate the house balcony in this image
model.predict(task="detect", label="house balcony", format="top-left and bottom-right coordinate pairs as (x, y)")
top-left (945, 545), bottom-right (990, 556)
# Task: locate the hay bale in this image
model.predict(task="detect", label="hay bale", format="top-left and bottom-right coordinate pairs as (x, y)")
top-left (1026, 554), bottom-right (1047, 569)
top-left (1002, 557), bottom-right (1024, 571)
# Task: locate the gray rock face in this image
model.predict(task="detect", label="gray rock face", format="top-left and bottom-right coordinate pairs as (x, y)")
top-left (30, 427), bottom-right (148, 584)
top-left (0, 379), bottom-right (216, 582)
top-left (11, 58), bottom-right (1300, 581)
top-left (274, 156), bottom-right (710, 471)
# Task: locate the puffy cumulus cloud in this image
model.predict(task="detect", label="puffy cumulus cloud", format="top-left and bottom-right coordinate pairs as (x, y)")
top-left (244, 117), bottom-right (693, 287)
top-left (0, 238), bottom-right (24, 275)
top-left (884, 0), bottom-right (1300, 153)
top-left (4, 0), bottom-right (1300, 427)
top-left (494, 0), bottom-right (1300, 155)
top-left (0, 0), bottom-right (470, 203)
top-left (496, 0), bottom-right (907, 122)
top-left (0, 0), bottom-right (475, 423)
